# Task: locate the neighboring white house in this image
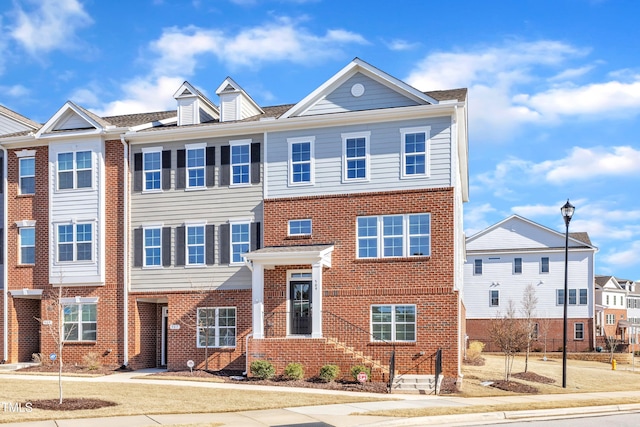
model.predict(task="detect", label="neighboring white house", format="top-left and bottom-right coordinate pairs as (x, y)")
top-left (595, 275), bottom-right (640, 351)
top-left (464, 215), bottom-right (598, 352)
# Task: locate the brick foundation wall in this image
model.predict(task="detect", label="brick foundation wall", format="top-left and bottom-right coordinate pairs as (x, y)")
top-left (467, 318), bottom-right (594, 352)
top-left (261, 189), bottom-right (461, 377)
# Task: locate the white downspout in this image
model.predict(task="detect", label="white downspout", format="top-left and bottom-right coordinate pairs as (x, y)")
top-left (1, 146), bottom-right (7, 363)
top-left (120, 136), bottom-right (129, 366)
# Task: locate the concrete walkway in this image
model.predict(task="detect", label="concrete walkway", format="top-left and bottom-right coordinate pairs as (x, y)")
top-left (2, 369), bottom-right (640, 426)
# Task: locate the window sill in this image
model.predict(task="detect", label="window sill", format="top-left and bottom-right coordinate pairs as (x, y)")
top-left (368, 341), bottom-right (416, 346)
top-left (142, 265), bottom-right (164, 270)
top-left (286, 235), bottom-right (311, 240)
top-left (400, 173), bottom-right (430, 180)
top-left (17, 194), bottom-right (35, 198)
top-left (63, 341), bottom-right (97, 345)
top-left (17, 263), bottom-right (35, 268)
top-left (196, 346), bottom-right (236, 350)
top-left (184, 186), bottom-right (206, 192)
top-left (184, 264), bottom-right (207, 269)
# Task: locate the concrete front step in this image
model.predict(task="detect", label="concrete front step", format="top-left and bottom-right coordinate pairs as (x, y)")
top-left (392, 374), bottom-right (442, 393)
top-left (0, 362), bottom-right (40, 371)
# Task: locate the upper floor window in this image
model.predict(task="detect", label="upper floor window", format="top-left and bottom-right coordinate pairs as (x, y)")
top-left (187, 225), bottom-right (205, 266)
top-left (231, 222), bottom-right (250, 264)
top-left (342, 131), bottom-right (370, 182)
top-left (197, 307), bottom-right (236, 348)
top-left (231, 142), bottom-right (250, 184)
top-left (474, 259), bottom-right (483, 275)
top-left (58, 223), bottom-right (93, 262)
top-left (289, 219), bottom-right (312, 236)
top-left (63, 303), bottom-right (96, 341)
top-left (356, 213), bottom-right (430, 259)
top-left (187, 147), bottom-right (205, 188)
top-left (557, 289), bottom-right (588, 306)
top-left (144, 227), bottom-right (161, 267)
top-left (606, 313), bottom-right (615, 324)
top-left (513, 257), bottom-right (522, 274)
top-left (371, 304), bottom-right (416, 342)
top-left (400, 127), bottom-right (430, 178)
top-left (580, 289), bottom-right (588, 305)
top-left (288, 137), bottom-right (314, 185)
top-left (144, 150), bottom-right (162, 191)
top-left (58, 151), bottom-right (92, 190)
top-left (19, 227), bottom-right (35, 264)
top-left (540, 257), bottom-right (550, 273)
top-left (568, 289), bottom-right (577, 305)
top-left (19, 157), bottom-right (35, 195)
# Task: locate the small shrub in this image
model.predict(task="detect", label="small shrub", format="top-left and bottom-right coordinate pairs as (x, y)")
top-left (284, 362), bottom-right (305, 380)
top-left (250, 360), bottom-right (275, 379)
top-left (350, 365), bottom-right (371, 382)
top-left (82, 352), bottom-right (102, 371)
top-left (31, 353), bottom-right (45, 365)
top-left (318, 364), bottom-right (340, 382)
top-left (467, 341), bottom-right (485, 361)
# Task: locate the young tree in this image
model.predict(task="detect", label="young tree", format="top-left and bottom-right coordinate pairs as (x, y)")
top-left (606, 335), bottom-right (619, 363)
top-left (520, 283), bottom-right (538, 372)
top-left (489, 299), bottom-right (529, 381)
top-left (538, 315), bottom-right (552, 360)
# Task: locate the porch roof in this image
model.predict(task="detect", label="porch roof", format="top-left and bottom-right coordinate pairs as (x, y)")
top-left (244, 244), bottom-right (334, 269)
top-left (8, 289), bottom-right (43, 299)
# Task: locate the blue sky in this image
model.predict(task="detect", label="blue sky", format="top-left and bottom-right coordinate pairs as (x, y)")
top-left (1, 0), bottom-right (640, 279)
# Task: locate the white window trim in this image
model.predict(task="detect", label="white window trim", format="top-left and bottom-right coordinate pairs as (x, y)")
top-left (356, 213), bottom-right (431, 259)
top-left (18, 157), bottom-right (35, 195)
top-left (229, 219), bottom-right (251, 265)
top-left (490, 290), bottom-right (499, 307)
top-left (288, 219), bottom-right (312, 236)
top-left (341, 131), bottom-right (371, 183)
top-left (62, 302), bottom-right (97, 342)
top-left (143, 226), bottom-right (163, 268)
top-left (185, 143), bottom-right (207, 190)
top-left (287, 136), bottom-right (315, 186)
top-left (54, 220), bottom-right (96, 265)
top-left (370, 304), bottom-right (417, 343)
top-left (230, 139), bottom-right (251, 187)
top-left (474, 259), bottom-right (483, 275)
top-left (574, 322), bottom-right (585, 340)
top-left (142, 146), bottom-right (163, 193)
top-left (196, 307), bottom-right (237, 348)
top-left (185, 223), bottom-right (206, 267)
top-left (540, 257), bottom-right (550, 274)
top-left (56, 150), bottom-right (94, 192)
top-left (513, 257), bottom-right (522, 274)
top-left (400, 126), bottom-right (430, 179)
top-left (19, 226), bottom-right (35, 265)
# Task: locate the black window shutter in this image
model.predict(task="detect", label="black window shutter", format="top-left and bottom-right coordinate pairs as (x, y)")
top-left (251, 222), bottom-right (261, 251)
top-left (175, 226), bottom-right (185, 266)
top-left (133, 228), bottom-right (143, 267)
top-left (162, 227), bottom-right (172, 266)
top-left (206, 224), bottom-right (215, 265)
top-left (176, 149), bottom-right (186, 189)
top-left (206, 146), bottom-right (215, 187)
top-left (133, 153), bottom-right (143, 192)
top-left (162, 150), bottom-right (171, 190)
top-left (251, 143), bottom-right (261, 184)
top-left (0, 155), bottom-right (3, 193)
top-left (220, 145), bottom-right (230, 186)
top-left (219, 223), bottom-right (230, 264)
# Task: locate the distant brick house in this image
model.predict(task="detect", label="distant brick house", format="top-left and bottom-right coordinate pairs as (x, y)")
top-left (1, 58), bottom-right (469, 383)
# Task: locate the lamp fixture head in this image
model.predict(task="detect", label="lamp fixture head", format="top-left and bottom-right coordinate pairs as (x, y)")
top-left (561, 199), bottom-right (575, 225)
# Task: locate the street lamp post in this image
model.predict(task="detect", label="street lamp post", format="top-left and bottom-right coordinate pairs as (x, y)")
top-left (561, 199), bottom-right (575, 388)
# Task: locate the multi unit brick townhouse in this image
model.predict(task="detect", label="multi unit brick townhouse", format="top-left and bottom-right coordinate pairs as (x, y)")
top-left (0, 58), bottom-right (469, 383)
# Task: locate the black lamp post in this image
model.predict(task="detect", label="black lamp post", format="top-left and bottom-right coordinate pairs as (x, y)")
top-left (561, 199), bottom-right (575, 388)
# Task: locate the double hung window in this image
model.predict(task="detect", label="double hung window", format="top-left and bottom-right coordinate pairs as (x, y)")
top-left (19, 157), bottom-right (35, 195)
top-left (474, 259), bottom-right (483, 275)
top-left (400, 127), bottom-right (429, 177)
top-left (58, 223), bottom-right (93, 262)
top-left (231, 222), bottom-right (250, 264)
top-left (231, 142), bottom-right (250, 184)
top-left (58, 151), bottom-right (92, 189)
top-left (574, 323), bottom-right (584, 340)
top-left (19, 227), bottom-right (35, 264)
top-left (513, 258), bottom-right (522, 274)
top-left (144, 227), bottom-right (161, 267)
top-left (63, 303), bottom-right (97, 341)
top-left (289, 137), bottom-right (314, 185)
top-left (342, 132), bottom-right (370, 181)
top-left (357, 214), bottom-right (430, 259)
top-left (187, 147), bottom-right (205, 188)
top-left (490, 290), bottom-right (499, 307)
top-left (143, 150), bottom-right (162, 191)
top-left (187, 225), bottom-right (205, 265)
top-left (371, 305), bottom-right (416, 342)
top-left (197, 307), bottom-right (236, 347)
top-left (541, 257), bottom-right (550, 273)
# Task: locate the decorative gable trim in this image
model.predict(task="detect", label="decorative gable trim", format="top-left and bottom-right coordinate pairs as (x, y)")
top-left (34, 101), bottom-right (106, 139)
top-left (173, 81), bottom-right (219, 126)
top-left (280, 57), bottom-right (439, 119)
top-left (215, 77), bottom-right (264, 122)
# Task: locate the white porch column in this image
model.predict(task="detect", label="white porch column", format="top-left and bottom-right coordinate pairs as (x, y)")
top-left (311, 261), bottom-right (323, 338)
top-left (252, 263), bottom-right (265, 339)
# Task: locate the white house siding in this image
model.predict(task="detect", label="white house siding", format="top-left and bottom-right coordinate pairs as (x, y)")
top-left (464, 250), bottom-right (594, 319)
top-left (266, 117), bottom-right (452, 198)
top-left (48, 138), bottom-right (104, 285)
top-left (302, 73), bottom-right (421, 116)
top-left (130, 136), bottom-right (263, 292)
top-left (0, 116), bottom-right (31, 135)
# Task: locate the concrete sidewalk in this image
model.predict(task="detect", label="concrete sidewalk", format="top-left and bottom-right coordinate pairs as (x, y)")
top-left (2, 369), bottom-right (640, 426)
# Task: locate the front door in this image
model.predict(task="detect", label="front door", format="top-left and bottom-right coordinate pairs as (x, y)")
top-left (290, 280), bottom-right (312, 335)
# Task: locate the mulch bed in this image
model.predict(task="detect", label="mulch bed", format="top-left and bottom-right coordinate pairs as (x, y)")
top-left (463, 357), bottom-right (485, 366)
top-left (512, 371), bottom-right (556, 384)
top-left (30, 398), bottom-right (117, 411)
top-left (490, 380), bottom-right (539, 394)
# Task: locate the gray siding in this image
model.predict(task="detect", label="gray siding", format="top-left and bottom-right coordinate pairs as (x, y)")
top-left (303, 73), bottom-right (420, 116)
top-left (0, 115), bottom-right (32, 136)
top-left (266, 117), bottom-right (452, 198)
top-left (130, 135), bottom-right (263, 292)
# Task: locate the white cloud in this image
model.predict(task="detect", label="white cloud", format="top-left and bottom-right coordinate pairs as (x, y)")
top-left (0, 84), bottom-right (30, 97)
top-left (549, 65), bottom-right (595, 81)
top-left (92, 76), bottom-right (184, 117)
top-left (463, 203), bottom-right (499, 236)
top-left (385, 39), bottom-right (419, 51)
top-left (601, 241), bottom-right (640, 273)
top-left (9, 0), bottom-right (93, 55)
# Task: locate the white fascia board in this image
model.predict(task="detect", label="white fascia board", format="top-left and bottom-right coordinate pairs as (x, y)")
top-left (466, 247), bottom-right (597, 256)
top-left (35, 101), bottom-right (104, 139)
top-left (125, 102), bottom-right (463, 144)
top-left (173, 81), bottom-right (198, 99)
